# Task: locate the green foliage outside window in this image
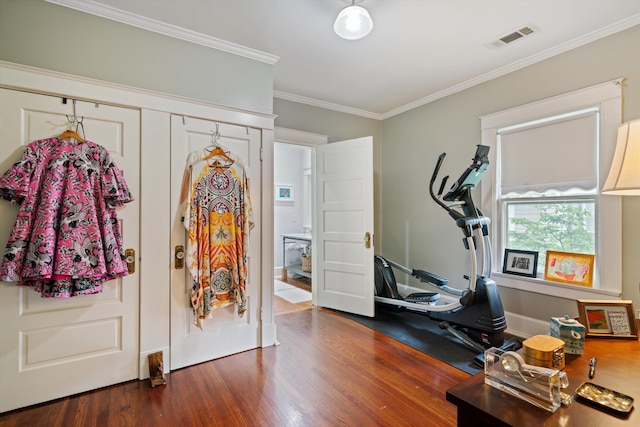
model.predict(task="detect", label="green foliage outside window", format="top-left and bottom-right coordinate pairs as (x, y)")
top-left (506, 202), bottom-right (595, 273)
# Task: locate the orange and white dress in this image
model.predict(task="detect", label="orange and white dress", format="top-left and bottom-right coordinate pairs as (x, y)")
top-left (180, 150), bottom-right (253, 328)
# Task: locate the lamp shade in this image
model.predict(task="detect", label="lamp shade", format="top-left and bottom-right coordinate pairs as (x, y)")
top-left (334, 4), bottom-right (373, 40)
top-left (602, 118), bottom-right (640, 195)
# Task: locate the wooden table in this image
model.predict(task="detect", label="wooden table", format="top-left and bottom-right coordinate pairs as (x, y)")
top-left (447, 326), bottom-right (640, 426)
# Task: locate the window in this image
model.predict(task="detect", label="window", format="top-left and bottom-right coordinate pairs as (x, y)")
top-left (480, 80), bottom-right (623, 299)
top-left (506, 200), bottom-right (595, 274)
top-left (500, 108), bottom-right (598, 274)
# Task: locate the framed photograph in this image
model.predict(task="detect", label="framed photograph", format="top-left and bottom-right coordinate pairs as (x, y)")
top-left (502, 249), bottom-right (538, 277)
top-left (544, 250), bottom-right (594, 287)
top-left (275, 185), bottom-right (294, 201)
top-left (577, 300), bottom-right (638, 339)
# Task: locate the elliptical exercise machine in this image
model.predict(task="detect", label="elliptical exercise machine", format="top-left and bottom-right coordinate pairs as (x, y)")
top-left (374, 145), bottom-right (509, 353)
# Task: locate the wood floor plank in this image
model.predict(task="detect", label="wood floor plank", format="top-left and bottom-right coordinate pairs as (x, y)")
top-left (0, 307), bottom-right (468, 426)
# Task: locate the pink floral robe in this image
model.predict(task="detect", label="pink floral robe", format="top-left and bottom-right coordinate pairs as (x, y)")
top-left (0, 137), bottom-right (133, 297)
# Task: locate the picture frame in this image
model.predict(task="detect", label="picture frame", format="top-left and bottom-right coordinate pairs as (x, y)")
top-left (544, 250), bottom-right (594, 287)
top-left (577, 299), bottom-right (638, 339)
top-left (502, 249), bottom-right (538, 278)
top-left (275, 185), bottom-right (294, 201)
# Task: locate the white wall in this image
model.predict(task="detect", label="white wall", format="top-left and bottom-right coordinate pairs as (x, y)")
top-left (273, 143), bottom-right (311, 272)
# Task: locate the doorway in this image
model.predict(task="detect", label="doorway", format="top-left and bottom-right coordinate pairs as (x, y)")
top-left (274, 142), bottom-right (313, 314)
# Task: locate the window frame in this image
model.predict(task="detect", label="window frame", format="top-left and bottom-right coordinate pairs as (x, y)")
top-left (480, 79), bottom-right (623, 300)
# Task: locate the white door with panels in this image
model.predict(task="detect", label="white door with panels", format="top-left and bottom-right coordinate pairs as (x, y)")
top-left (314, 137), bottom-right (375, 317)
top-left (0, 89), bottom-right (141, 412)
top-left (170, 115), bottom-right (262, 370)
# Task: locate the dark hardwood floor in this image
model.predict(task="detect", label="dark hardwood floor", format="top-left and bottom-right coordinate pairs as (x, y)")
top-left (0, 306), bottom-right (469, 427)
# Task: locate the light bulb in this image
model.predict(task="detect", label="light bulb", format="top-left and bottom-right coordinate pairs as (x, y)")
top-left (334, 5), bottom-right (373, 40)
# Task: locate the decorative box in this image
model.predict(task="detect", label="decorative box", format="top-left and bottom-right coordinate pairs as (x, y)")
top-left (523, 335), bottom-right (565, 370)
top-left (550, 315), bottom-right (585, 355)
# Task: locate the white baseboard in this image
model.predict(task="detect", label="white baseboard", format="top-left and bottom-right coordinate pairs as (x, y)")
top-left (504, 311), bottom-right (550, 338)
top-left (139, 347), bottom-right (170, 380)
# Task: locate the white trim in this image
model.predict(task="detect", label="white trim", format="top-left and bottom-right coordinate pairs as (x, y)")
top-left (481, 79), bottom-right (623, 300)
top-left (274, 127), bottom-right (328, 146)
top-left (274, 90), bottom-right (382, 120)
top-left (480, 79), bottom-right (624, 127)
top-left (261, 128), bottom-right (276, 348)
top-left (495, 273), bottom-right (621, 299)
top-left (504, 311), bottom-right (551, 338)
top-left (45, 1), bottom-right (640, 120)
top-left (44, 0), bottom-right (279, 65)
top-left (382, 16), bottom-right (640, 119)
top-left (0, 61), bottom-right (275, 129)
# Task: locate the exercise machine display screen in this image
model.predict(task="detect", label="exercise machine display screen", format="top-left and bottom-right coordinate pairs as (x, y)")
top-left (443, 145), bottom-right (489, 202)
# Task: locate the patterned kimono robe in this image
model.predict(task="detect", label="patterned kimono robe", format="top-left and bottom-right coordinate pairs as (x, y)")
top-left (180, 150), bottom-right (253, 328)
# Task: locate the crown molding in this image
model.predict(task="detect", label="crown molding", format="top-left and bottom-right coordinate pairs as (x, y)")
top-left (274, 127), bottom-right (328, 146)
top-left (274, 90), bottom-right (382, 120)
top-left (44, 0), bottom-right (279, 65)
top-left (45, 1), bottom-right (640, 121)
top-left (383, 13), bottom-right (640, 119)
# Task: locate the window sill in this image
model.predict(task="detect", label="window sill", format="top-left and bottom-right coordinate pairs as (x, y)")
top-left (492, 272), bottom-right (622, 300)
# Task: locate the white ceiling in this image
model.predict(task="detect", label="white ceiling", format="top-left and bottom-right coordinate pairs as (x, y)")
top-left (52, 0), bottom-right (640, 118)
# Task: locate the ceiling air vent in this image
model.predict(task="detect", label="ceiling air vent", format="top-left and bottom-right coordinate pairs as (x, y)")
top-left (490, 26), bottom-right (536, 48)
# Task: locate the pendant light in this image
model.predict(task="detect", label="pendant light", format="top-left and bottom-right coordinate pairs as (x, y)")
top-left (334, 0), bottom-right (373, 40)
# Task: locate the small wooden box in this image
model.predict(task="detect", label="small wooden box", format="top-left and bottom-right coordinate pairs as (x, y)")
top-left (523, 335), bottom-right (565, 370)
top-left (148, 351), bottom-right (166, 387)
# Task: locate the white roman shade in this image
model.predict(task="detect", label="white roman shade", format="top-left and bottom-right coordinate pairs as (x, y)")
top-left (499, 110), bottom-right (598, 195)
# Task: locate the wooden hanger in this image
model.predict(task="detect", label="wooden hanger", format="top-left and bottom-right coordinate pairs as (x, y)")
top-left (203, 145), bottom-right (234, 164)
top-left (58, 129), bottom-right (85, 142)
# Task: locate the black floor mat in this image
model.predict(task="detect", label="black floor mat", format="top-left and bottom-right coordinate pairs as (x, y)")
top-left (337, 305), bottom-right (520, 375)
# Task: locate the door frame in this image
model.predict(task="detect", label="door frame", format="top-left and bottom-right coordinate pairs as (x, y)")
top-left (273, 128), bottom-right (328, 304)
top-left (0, 60), bottom-right (276, 380)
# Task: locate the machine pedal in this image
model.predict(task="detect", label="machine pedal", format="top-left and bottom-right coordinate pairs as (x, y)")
top-left (404, 292), bottom-right (440, 303)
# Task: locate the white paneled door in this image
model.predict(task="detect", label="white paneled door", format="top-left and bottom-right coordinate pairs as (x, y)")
top-left (0, 89), bottom-right (140, 412)
top-left (170, 115), bottom-right (262, 369)
top-left (314, 137), bottom-right (374, 317)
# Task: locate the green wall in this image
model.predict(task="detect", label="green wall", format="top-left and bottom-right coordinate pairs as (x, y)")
top-left (2, 0), bottom-right (638, 323)
top-left (380, 25), bottom-right (640, 321)
top-left (0, 0), bottom-right (273, 114)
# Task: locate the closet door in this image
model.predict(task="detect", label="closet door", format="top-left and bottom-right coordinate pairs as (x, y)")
top-left (170, 115), bottom-right (262, 369)
top-left (0, 89), bottom-right (140, 412)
